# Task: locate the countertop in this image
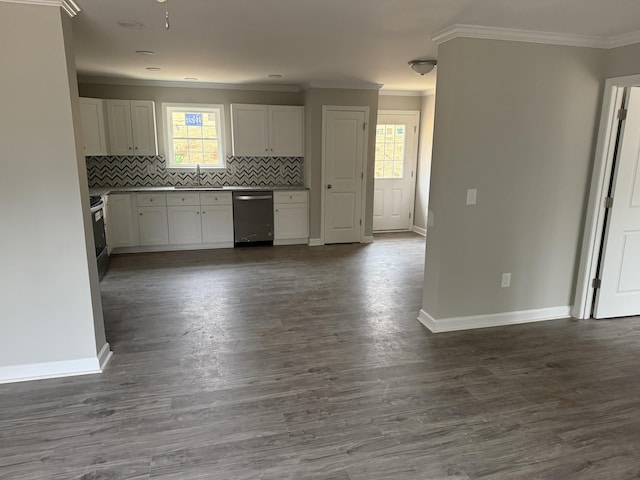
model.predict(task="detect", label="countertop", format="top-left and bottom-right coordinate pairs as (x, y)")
top-left (90, 185), bottom-right (308, 196)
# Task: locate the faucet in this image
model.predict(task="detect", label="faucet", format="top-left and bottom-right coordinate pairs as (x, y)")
top-left (196, 164), bottom-right (201, 186)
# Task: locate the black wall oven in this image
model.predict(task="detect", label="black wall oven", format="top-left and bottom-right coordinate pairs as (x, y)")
top-left (90, 195), bottom-right (109, 281)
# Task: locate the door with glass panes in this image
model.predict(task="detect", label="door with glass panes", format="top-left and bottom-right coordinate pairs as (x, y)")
top-left (373, 111), bottom-right (419, 231)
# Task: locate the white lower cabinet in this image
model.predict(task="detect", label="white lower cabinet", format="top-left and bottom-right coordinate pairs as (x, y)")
top-left (137, 206), bottom-right (169, 245)
top-left (274, 190), bottom-right (309, 245)
top-left (202, 206), bottom-right (233, 243)
top-left (106, 194), bottom-right (137, 249)
top-left (168, 206), bottom-right (202, 245)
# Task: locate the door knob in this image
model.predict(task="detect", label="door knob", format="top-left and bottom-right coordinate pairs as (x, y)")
top-left (327, 184), bottom-right (332, 189)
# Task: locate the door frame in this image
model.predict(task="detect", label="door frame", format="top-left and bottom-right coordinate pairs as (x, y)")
top-left (374, 110), bottom-right (420, 232)
top-left (320, 105), bottom-right (370, 245)
top-left (573, 74), bottom-right (640, 319)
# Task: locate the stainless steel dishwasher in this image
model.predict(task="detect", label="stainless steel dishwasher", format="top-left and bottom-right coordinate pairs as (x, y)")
top-left (232, 191), bottom-right (274, 245)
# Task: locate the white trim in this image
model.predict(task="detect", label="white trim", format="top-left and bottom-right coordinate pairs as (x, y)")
top-left (273, 238), bottom-right (308, 246)
top-left (417, 306), bottom-right (572, 333)
top-left (304, 81), bottom-right (383, 91)
top-left (412, 225), bottom-right (427, 237)
top-left (77, 76), bottom-right (301, 92)
top-left (608, 31), bottom-right (640, 49)
top-left (362, 236), bottom-right (374, 243)
top-left (573, 74), bottom-right (640, 319)
top-left (112, 242), bottom-right (234, 254)
top-left (2, 0), bottom-right (80, 16)
top-left (97, 343), bottom-right (113, 371)
top-left (308, 238), bottom-right (324, 246)
top-left (379, 90), bottom-right (434, 97)
top-left (432, 24), bottom-right (609, 49)
top-left (0, 356), bottom-right (101, 384)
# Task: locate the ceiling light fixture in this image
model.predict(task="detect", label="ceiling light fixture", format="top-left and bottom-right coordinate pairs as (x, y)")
top-left (146, 67), bottom-right (162, 71)
top-left (156, 0), bottom-right (170, 30)
top-left (184, 77), bottom-right (198, 81)
top-left (408, 59), bottom-right (437, 76)
top-left (117, 20), bottom-right (145, 29)
top-left (267, 74), bottom-right (283, 79)
top-left (136, 50), bottom-right (156, 55)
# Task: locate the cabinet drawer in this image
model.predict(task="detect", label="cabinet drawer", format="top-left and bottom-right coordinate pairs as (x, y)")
top-left (200, 191), bottom-right (232, 206)
top-left (166, 192), bottom-right (200, 206)
top-left (136, 193), bottom-right (166, 206)
top-left (274, 190), bottom-right (308, 204)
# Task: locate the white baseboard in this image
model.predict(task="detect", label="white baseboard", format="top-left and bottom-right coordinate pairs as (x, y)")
top-left (412, 226), bottom-right (427, 237)
top-left (308, 238), bottom-right (324, 246)
top-left (0, 343), bottom-right (112, 384)
top-left (417, 306), bottom-right (572, 333)
top-left (274, 238), bottom-right (308, 246)
top-left (362, 236), bottom-right (374, 243)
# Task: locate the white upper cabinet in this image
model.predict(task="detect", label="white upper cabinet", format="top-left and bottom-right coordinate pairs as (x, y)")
top-left (231, 104), bottom-right (303, 157)
top-left (106, 100), bottom-right (158, 156)
top-left (79, 98), bottom-right (108, 156)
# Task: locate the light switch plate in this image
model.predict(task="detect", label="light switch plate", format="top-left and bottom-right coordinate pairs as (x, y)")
top-left (466, 189), bottom-right (477, 205)
top-left (501, 273), bottom-right (511, 288)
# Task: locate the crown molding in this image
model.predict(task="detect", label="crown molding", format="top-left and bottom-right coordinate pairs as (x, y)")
top-left (379, 89), bottom-right (435, 97)
top-left (432, 24), bottom-right (611, 49)
top-left (2, 0), bottom-right (80, 17)
top-left (303, 81), bottom-right (383, 91)
top-left (608, 30), bottom-right (640, 49)
top-left (77, 76), bottom-right (302, 92)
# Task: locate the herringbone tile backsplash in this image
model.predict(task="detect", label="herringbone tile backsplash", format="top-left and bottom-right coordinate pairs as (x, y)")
top-left (87, 155), bottom-right (304, 188)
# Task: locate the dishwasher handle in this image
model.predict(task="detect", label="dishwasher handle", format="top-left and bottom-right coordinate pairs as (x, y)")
top-left (234, 195), bottom-right (273, 201)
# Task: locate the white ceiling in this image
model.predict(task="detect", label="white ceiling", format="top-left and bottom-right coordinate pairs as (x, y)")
top-left (72, 0), bottom-right (640, 92)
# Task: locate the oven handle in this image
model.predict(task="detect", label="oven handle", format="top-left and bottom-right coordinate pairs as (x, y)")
top-left (234, 195), bottom-right (273, 201)
top-left (90, 203), bottom-right (104, 214)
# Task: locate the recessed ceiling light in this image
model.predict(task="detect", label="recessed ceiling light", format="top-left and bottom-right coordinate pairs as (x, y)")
top-left (267, 74), bottom-right (283, 79)
top-left (117, 20), bottom-right (145, 29)
top-left (145, 67), bottom-right (162, 71)
top-left (136, 50), bottom-right (156, 56)
top-left (184, 77), bottom-right (198, 81)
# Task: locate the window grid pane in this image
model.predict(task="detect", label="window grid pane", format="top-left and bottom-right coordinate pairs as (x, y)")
top-left (375, 124), bottom-right (406, 179)
top-left (166, 107), bottom-right (224, 168)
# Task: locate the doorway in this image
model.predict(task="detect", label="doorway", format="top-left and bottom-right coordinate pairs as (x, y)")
top-left (321, 106), bottom-right (369, 244)
top-left (373, 111), bottom-right (419, 232)
top-left (574, 75), bottom-right (640, 319)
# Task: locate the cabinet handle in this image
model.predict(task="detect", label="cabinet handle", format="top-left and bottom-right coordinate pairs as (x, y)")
top-left (202, 211), bottom-right (206, 215)
top-left (275, 209), bottom-right (279, 212)
top-left (197, 211), bottom-right (200, 215)
top-left (128, 147), bottom-right (132, 150)
top-left (182, 198), bottom-right (185, 201)
top-left (150, 199), bottom-right (153, 202)
top-left (214, 197), bottom-right (218, 201)
top-left (139, 213), bottom-right (143, 216)
top-left (289, 196), bottom-right (293, 199)
top-left (135, 146), bottom-right (139, 150)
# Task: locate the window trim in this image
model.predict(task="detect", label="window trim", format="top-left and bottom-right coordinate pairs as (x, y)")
top-left (162, 103), bottom-right (226, 170)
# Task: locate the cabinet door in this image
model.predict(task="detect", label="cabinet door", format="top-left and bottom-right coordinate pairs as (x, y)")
top-left (106, 194), bottom-right (138, 249)
top-left (269, 106), bottom-right (304, 157)
top-left (201, 206), bottom-right (234, 243)
top-left (274, 203), bottom-right (308, 240)
top-left (137, 206), bottom-right (169, 245)
top-left (168, 206), bottom-right (203, 245)
top-left (131, 100), bottom-right (158, 155)
top-left (79, 98), bottom-right (108, 156)
top-left (231, 104), bottom-right (269, 156)
top-left (106, 100), bottom-right (134, 155)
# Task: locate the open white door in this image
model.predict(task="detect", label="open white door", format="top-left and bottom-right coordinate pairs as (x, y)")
top-left (373, 111), bottom-right (419, 231)
top-left (323, 108), bottom-right (367, 244)
top-left (595, 87), bottom-right (640, 318)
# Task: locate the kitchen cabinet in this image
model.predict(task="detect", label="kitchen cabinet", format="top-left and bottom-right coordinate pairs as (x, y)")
top-left (136, 193), bottom-right (168, 245)
top-left (79, 97), bottom-right (108, 156)
top-left (274, 190), bottom-right (308, 245)
top-left (106, 194), bottom-right (137, 249)
top-left (106, 100), bottom-right (158, 156)
top-left (200, 192), bottom-right (233, 244)
top-left (231, 104), bottom-right (303, 157)
top-left (167, 193), bottom-right (202, 245)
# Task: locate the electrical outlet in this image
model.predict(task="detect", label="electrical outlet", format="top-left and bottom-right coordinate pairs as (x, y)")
top-left (146, 164), bottom-right (157, 175)
top-left (501, 273), bottom-right (511, 288)
top-left (466, 189), bottom-right (477, 205)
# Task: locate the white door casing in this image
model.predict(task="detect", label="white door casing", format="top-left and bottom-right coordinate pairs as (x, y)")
top-left (322, 107), bottom-right (368, 244)
top-left (373, 111), bottom-right (419, 231)
top-left (594, 87), bottom-right (640, 319)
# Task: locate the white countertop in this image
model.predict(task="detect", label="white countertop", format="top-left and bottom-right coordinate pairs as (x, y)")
top-left (90, 185), bottom-right (308, 196)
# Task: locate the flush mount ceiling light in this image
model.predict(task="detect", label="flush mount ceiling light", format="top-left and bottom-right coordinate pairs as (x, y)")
top-left (408, 59), bottom-right (437, 76)
top-left (118, 20), bottom-right (145, 29)
top-left (267, 74), bottom-right (283, 79)
top-left (136, 50), bottom-right (156, 55)
top-left (145, 67), bottom-right (162, 71)
top-left (184, 77), bottom-right (198, 81)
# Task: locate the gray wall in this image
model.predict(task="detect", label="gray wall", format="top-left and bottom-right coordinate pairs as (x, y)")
top-left (303, 88), bottom-right (380, 239)
top-left (423, 38), bottom-right (606, 319)
top-left (415, 94), bottom-right (436, 231)
top-left (0, 3), bottom-right (104, 368)
top-left (377, 94), bottom-right (423, 111)
top-left (606, 43), bottom-right (640, 78)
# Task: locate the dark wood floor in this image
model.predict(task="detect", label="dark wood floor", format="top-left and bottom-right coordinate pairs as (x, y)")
top-left (3, 233), bottom-right (640, 479)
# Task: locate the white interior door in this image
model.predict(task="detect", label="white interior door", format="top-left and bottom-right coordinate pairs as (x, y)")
top-left (373, 111), bottom-right (419, 231)
top-left (595, 87), bottom-right (640, 318)
top-left (323, 108), bottom-right (366, 244)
